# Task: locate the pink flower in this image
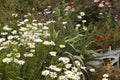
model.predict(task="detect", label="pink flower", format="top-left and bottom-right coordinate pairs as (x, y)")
top-left (98, 3), bottom-right (104, 8)
top-left (105, 1), bottom-right (109, 5)
top-left (94, 0), bottom-right (99, 2)
top-left (65, 5), bottom-right (72, 10)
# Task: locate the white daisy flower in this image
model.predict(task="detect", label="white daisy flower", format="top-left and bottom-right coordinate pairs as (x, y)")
top-left (50, 72), bottom-right (57, 78)
top-left (77, 16), bottom-right (82, 19)
top-left (49, 65), bottom-right (57, 70)
top-left (75, 60), bottom-right (81, 66)
top-left (64, 70), bottom-right (73, 75)
top-left (62, 21), bottom-right (67, 25)
top-left (103, 74), bottom-right (109, 78)
top-left (2, 58), bottom-right (12, 64)
top-left (102, 78), bottom-right (108, 80)
top-left (58, 75), bottom-right (66, 80)
top-left (49, 51), bottom-right (57, 56)
top-left (54, 68), bottom-right (61, 72)
top-left (18, 60), bottom-right (25, 65)
top-left (62, 57), bottom-right (70, 64)
top-left (80, 12), bottom-right (85, 16)
top-left (71, 67), bottom-right (78, 72)
top-left (65, 64), bottom-right (72, 69)
top-left (82, 20), bottom-right (87, 23)
top-left (89, 68), bottom-right (95, 72)
top-left (42, 70), bottom-right (50, 76)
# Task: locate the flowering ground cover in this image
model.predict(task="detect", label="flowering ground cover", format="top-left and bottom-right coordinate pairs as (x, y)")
top-left (0, 0), bottom-right (120, 80)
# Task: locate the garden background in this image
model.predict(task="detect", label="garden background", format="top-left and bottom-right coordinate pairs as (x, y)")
top-left (0, 0), bottom-right (120, 80)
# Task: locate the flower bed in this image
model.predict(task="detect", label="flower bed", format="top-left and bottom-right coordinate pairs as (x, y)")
top-left (0, 0), bottom-right (120, 80)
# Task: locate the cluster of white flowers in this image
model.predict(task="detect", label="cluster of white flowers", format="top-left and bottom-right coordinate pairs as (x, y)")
top-left (77, 12), bottom-right (86, 23)
top-left (1, 6), bottom-right (96, 80)
top-left (0, 13), bottom-right (37, 65)
top-left (0, 24), bottom-right (26, 65)
top-left (42, 64), bottom-right (83, 80)
top-left (0, 12), bottom-right (55, 66)
top-left (2, 48), bottom-right (25, 65)
top-left (42, 54), bottom-right (85, 80)
top-left (0, 4), bottom-right (102, 80)
top-left (76, 12), bottom-right (87, 31)
top-left (42, 65), bottom-right (61, 78)
top-left (61, 61), bottom-right (83, 80)
top-left (114, 15), bottom-right (118, 21)
top-left (40, 7), bottom-right (88, 80)
top-left (2, 57), bottom-right (25, 65)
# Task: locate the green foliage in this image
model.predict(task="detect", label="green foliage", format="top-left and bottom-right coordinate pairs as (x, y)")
top-left (0, 0), bottom-right (120, 80)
